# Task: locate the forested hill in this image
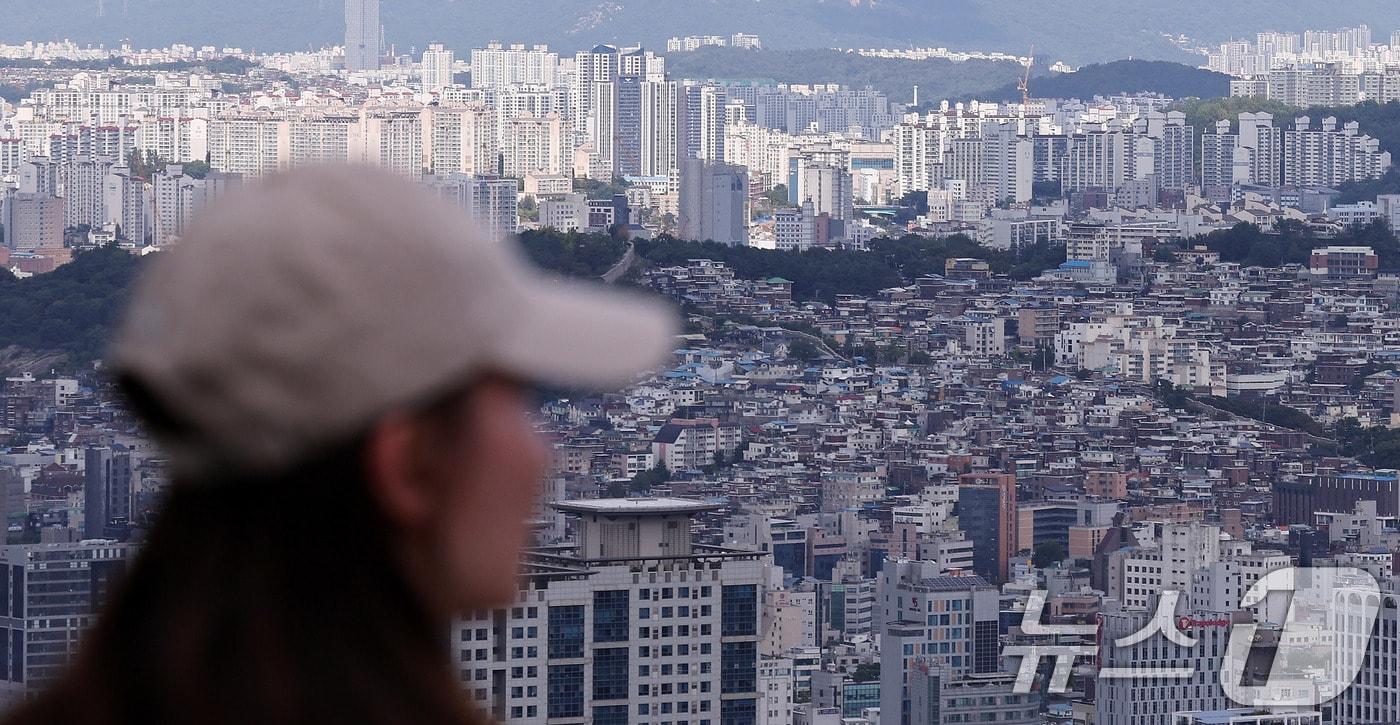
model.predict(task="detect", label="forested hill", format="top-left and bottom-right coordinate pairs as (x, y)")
top-left (0, 231), bottom-right (1065, 373)
top-left (978, 61), bottom-right (1233, 104)
top-left (0, 246), bottom-right (143, 372)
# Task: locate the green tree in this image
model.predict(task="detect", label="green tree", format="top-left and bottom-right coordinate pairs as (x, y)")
top-left (851, 663), bottom-right (880, 683)
top-left (1032, 541), bottom-right (1067, 569)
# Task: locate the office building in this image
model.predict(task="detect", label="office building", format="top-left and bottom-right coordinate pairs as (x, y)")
top-left (1309, 245), bottom-right (1379, 279)
top-left (1096, 606), bottom-right (1237, 725)
top-left (876, 561), bottom-right (1001, 725)
top-left (956, 474), bottom-right (1016, 583)
top-left (454, 498), bottom-right (768, 725)
top-left (0, 541), bottom-right (132, 707)
top-left (1275, 469), bottom-right (1400, 523)
top-left (84, 446), bottom-right (132, 540)
top-left (907, 667), bottom-right (1041, 725)
top-left (1, 194), bottom-right (64, 251)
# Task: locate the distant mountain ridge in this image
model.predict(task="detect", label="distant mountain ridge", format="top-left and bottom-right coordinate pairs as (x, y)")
top-left (0, 1), bottom-right (1396, 65)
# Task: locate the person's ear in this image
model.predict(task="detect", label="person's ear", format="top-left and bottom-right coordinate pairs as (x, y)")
top-left (364, 413), bottom-right (437, 527)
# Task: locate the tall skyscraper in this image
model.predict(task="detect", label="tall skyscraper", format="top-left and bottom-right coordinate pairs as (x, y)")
top-left (344, 0), bottom-right (381, 72)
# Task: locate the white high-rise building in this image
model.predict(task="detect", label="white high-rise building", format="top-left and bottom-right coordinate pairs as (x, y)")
top-left (421, 43), bottom-right (455, 92)
top-left (102, 167), bottom-right (148, 244)
top-left (207, 115), bottom-right (289, 177)
top-left (288, 114), bottom-right (361, 167)
top-left (979, 121), bottom-right (1034, 204)
top-left (454, 499), bottom-right (768, 725)
top-left (640, 81), bottom-right (679, 178)
top-left (428, 105), bottom-right (498, 176)
top-left (152, 164), bottom-right (242, 246)
top-left (1334, 578), bottom-right (1400, 724)
top-left (470, 42), bottom-right (558, 90)
top-left (500, 113), bottom-right (566, 178)
top-left (343, 0), bottom-right (381, 72)
top-left (1283, 116), bottom-right (1392, 188)
top-left (360, 109), bottom-right (425, 179)
top-left (63, 155), bottom-right (116, 230)
top-left (134, 116), bottom-right (209, 164)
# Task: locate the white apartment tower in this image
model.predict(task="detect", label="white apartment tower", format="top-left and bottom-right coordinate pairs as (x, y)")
top-left (470, 43), bottom-right (559, 90)
top-left (421, 43), bottom-right (455, 92)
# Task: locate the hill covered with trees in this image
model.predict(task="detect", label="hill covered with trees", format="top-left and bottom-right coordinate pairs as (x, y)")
top-left (0, 229), bottom-right (1067, 372)
top-left (0, 246), bottom-right (144, 370)
top-left (635, 234), bottom-right (1065, 302)
top-left (981, 60), bottom-right (1233, 104)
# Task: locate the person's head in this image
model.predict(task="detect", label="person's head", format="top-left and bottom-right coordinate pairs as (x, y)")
top-left (111, 165), bottom-right (676, 616)
top-left (6, 167), bottom-right (676, 725)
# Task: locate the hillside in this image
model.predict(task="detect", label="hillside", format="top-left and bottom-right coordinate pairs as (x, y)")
top-left (0, 229), bottom-right (1066, 370)
top-left (0, 246), bottom-right (144, 372)
top-left (978, 60), bottom-right (1233, 104)
top-left (0, 1), bottom-right (1395, 65)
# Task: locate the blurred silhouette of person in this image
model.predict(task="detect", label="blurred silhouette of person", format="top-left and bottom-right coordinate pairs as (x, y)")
top-left (6, 167), bottom-right (676, 725)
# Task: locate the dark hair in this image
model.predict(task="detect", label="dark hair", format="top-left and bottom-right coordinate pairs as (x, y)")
top-left (5, 441), bottom-right (482, 725)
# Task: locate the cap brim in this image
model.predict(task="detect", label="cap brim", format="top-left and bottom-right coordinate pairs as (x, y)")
top-left (492, 274), bottom-right (680, 391)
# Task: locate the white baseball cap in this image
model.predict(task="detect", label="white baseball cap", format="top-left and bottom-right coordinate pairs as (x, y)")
top-left (111, 166), bottom-right (677, 478)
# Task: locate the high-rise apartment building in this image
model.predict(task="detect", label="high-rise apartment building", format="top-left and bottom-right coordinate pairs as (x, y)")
top-left (455, 499), bottom-right (768, 725)
top-left (470, 42), bottom-right (558, 90)
top-left (1282, 116), bottom-right (1391, 188)
top-left (421, 43), bottom-right (455, 92)
top-left (343, 0), bottom-right (381, 72)
top-left (678, 157), bottom-right (748, 246)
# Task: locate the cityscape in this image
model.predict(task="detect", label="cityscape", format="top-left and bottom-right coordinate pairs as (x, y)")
top-left (5, 2), bottom-right (1400, 725)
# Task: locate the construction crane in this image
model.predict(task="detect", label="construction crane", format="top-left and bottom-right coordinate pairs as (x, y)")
top-left (1017, 45), bottom-right (1036, 107)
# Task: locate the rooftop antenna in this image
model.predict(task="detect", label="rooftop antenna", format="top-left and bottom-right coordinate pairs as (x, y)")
top-left (1018, 44), bottom-right (1035, 107)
